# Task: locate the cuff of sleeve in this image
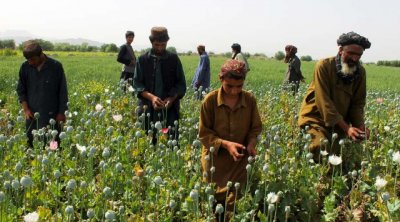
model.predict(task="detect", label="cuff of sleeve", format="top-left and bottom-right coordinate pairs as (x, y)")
top-left (326, 115), bottom-right (343, 127)
top-left (212, 139), bottom-right (223, 155)
top-left (168, 88), bottom-right (178, 97)
top-left (19, 97), bottom-right (27, 103)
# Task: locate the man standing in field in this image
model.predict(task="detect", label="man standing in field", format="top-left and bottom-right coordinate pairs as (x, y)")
top-left (283, 45), bottom-right (305, 95)
top-left (298, 31), bottom-right (371, 167)
top-left (191, 45), bottom-right (210, 99)
top-left (117, 30), bottom-right (136, 89)
top-left (134, 27), bottom-right (186, 142)
top-left (17, 40), bottom-right (68, 147)
top-left (231, 43), bottom-right (250, 73)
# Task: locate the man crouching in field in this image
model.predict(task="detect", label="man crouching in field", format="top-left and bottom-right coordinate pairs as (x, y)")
top-left (298, 31), bottom-right (371, 171)
top-left (17, 40), bottom-right (68, 147)
top-left (199, 59), bottom-right (262, 221)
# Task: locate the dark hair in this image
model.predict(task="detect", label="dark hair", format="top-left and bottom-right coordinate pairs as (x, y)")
top-left (125, 31), bottom-right (135, 37)
top-left (231, 43), bottom-right (241, 52)
top-left (23, 40), bottom-right (43, 59)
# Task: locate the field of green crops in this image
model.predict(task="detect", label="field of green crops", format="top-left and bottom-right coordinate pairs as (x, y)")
top-left (0, 52), bottom-right (399, 221)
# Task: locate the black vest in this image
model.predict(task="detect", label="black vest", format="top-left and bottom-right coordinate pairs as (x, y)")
top-left (138, 50), bottom-right (179, 99)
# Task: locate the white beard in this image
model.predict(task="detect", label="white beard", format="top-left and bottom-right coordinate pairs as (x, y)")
top-left (341, 61), bottom-right (357, 76)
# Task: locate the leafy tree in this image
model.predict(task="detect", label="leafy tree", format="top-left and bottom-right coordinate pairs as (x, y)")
top-left (243, 52), bottom-right (251, 58)
top-left (274, 51), bottom-right (285, 61)
top-left (105, 44), bottom-right (118, 53)
top-left (0, 39), bottom-right (16, 49)
top-left (167, 46), bottom-right (177, 54)
top-left (54, 42), bottom-right (77, 51)
top-left (78, 43), bottom-right (89, 52)
top-left (223, 52), bottom-right (231, 58)
top-left (300, 55), bottom-right (313, 61)
top-left (87, 45), bottom-right (98, 52)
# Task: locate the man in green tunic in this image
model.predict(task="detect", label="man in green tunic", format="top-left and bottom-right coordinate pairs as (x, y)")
top-left (298, 32), bottom-right (371, 162)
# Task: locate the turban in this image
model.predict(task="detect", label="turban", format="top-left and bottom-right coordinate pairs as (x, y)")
top-left (337, 32), bottom-right (371, 49)
top-left (149, 26), bottom-right (169, 42)
top-left (219, 59), bottom-right (247, 78)
top-left (285, 45), bottom-right (297, 54)
top-left (231, 43), bottom-right (241, 52)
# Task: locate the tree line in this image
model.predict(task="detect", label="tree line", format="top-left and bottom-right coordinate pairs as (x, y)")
top-left (377, 60), bottom-right (400, 67)
top-left (0, 39), bottom-right (119, 52)
top-left (1, 39), bottom-right (317, 61)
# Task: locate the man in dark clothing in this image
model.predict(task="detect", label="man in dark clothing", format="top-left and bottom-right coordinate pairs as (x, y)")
top-left (283, 45), bottom-right (305, 95)
top-left (16, 40), bottom-right (68, 147)
top-left (133, 27), bottom-right (186, 142)
top-left (117, 31), bottom-right (136, 89)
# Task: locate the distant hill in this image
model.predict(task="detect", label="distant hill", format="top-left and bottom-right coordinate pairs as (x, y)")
top-left (0, 30), bottom-right (105, 46)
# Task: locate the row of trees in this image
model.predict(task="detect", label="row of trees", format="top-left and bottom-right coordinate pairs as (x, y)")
top-left (274, 51), bottom-right (313, 61)
top-left (1, 38), bottom-right (316, 60)
top-left (0, 39), bottom-right (16, 49)
top-left (377, 60), bottom-right (400, 67)
top-left (0, 39), bottom-right (119, 52)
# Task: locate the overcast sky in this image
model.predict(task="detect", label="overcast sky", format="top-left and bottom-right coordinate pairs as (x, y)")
top-left (1, 0), bottom-right (399, 62)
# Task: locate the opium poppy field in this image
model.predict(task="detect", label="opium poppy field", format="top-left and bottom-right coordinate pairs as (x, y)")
top-left (0, 52), bottom-right (399, 221)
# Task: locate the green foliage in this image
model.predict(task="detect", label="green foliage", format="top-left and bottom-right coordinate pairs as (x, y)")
top-left (0, 49), bottom-right (17, 56)
top-left (0, 39), bottom-right (16, 49)
top-left (0, 53), bottom-right (400, 221)
top-left (274, 51), bottom-right (285, 60)
top-left (103, 43), bottom-right (118, 52)
top-left (167, 46), bottom-right (177, 54)
top-left (17, 38), bottom-right (55, 51)
top-left (377, 60), bottom-right (400, 67)
top-left (300, 55), bottom-right (313, 61)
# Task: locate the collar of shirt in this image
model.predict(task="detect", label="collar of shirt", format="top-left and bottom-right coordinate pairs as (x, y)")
top-left (216, 87), bottom-right (247, 109)
top-left (149, 49), bottom-right (168, 60)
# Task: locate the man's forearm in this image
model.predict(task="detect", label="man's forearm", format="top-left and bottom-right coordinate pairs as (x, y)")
top-left (140, 91), bottom-right (155, 101)
top-left (21, 101), bottom-right (29, 111)
top-left (336, 119), bottom-right (350, 133)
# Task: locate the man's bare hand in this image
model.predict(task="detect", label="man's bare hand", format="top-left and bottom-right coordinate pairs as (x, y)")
top-left (163, 97), bottom-right (176, 109)
top-left (24, 108), bottom-right (33, 120)
top-left (223, 140), bottom-right (246, 161)
top-left (56, 113), bottom-right (66, 123)
top-left (347, 127), bottom-right (367, 141)
top-left (151, 96), bottom-right (165, 110)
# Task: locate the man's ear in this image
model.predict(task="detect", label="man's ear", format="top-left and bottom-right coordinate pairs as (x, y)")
top-left (338, 46), bottom-right (344, 55)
